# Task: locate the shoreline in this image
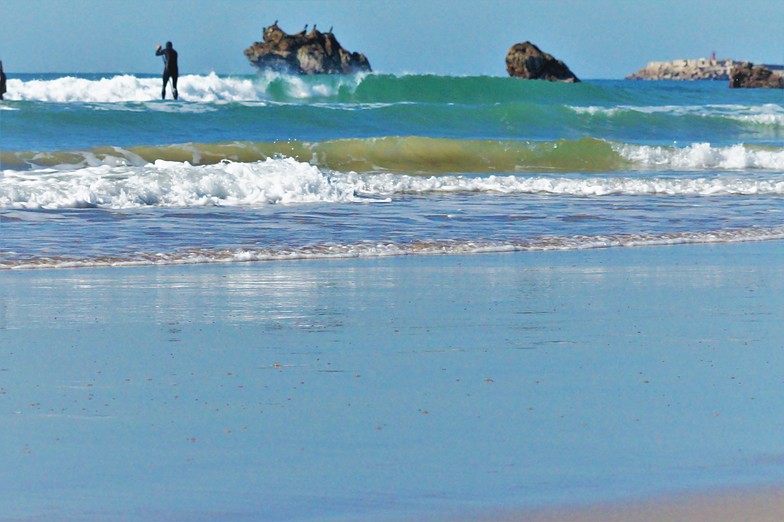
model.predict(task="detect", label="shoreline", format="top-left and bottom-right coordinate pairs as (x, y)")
top-left (4, 228), bottom-right (784, 272)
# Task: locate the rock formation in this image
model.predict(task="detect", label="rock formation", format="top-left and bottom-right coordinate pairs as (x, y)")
top-left (244, 22), bottom-right (371, 75)
top-left (627, 58), bottom-right (741, 80)
top-left (729, 62), bottom-right (784, 88)
top-left (505, 42), bottom-right (579, 83)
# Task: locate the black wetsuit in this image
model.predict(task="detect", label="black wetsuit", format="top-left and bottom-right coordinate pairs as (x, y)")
top-left (155, 44), bottom-right (178, 100)
top-left (0, 69), bottom-right (6, 100)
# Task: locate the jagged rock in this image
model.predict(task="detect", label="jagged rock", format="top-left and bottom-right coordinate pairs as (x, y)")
top-left (244, 22), bottom-right (371, 75)
top-left (505, 41), bottom-right (579, 83)
top-left (729, 62), bottom-right (784, 88)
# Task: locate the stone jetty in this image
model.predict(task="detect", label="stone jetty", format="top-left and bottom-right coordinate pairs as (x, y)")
top-left (627, 58), bottom-right (743, 80)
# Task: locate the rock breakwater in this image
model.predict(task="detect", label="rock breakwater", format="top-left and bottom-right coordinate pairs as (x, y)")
top-left (627, 58), bottom-right (742, 80)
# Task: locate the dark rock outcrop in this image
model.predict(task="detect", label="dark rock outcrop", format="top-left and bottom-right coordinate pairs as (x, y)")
top-left (244, 22), bottom-right (371, 75)
top-left (729, 62), bottom-right (784, 88)
top-left (505, 41), bottom-right (579, 83)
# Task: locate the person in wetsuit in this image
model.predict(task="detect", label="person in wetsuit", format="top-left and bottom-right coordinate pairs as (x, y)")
top-left (155, 41), bottom-right (178, 100)
top-left (0, 61), bottom-right (7, 100)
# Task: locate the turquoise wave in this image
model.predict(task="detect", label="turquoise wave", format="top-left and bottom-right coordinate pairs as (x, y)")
top-left (3, 74), bottom-right (783, 154)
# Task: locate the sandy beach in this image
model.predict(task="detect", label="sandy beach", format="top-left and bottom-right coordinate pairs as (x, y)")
top-left (2, 242), bottom-right (784, 521)
top-left (474, 487), bottom-right (784, 522)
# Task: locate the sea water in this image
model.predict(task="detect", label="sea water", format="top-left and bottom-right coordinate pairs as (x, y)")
top-left (1, 72), bottom-right (783, 269)
top-left (3, 73), bottom-right (784, 520)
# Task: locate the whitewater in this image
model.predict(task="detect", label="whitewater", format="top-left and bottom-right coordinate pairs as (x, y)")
top-left (1, 72), bottom-right (783, 269)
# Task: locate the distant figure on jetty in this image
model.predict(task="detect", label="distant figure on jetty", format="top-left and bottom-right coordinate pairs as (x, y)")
top-left (0, 61), bottom-right (7, 100)
top-left (155, 41), bottom-right (179, 100)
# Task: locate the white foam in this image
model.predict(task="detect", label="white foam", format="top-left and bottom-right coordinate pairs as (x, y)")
top-left (570, 104), bottom-right (784, 126)
top-left (0, 157), bottom-right (365, 210)
top-left (347, 170), bottom-right (784, 196)
top-left (619, 142), bottom-right (784, 170)
top-left (5, 157), bottom-right (784, 210)
top-left (7, 75), bottom-right (159, 103)
top-left (4, 72), bottom-right (368, 103)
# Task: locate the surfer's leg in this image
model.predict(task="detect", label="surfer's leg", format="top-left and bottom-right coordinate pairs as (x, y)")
top-left (162, 72), bottom-right (170, 100)
top-left (172, 74), bottom-right (178, 100)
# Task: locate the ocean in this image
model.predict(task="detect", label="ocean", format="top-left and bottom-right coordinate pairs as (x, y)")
top-left (3, 72), bottom-right (784, 520)
top-left (2, 72), bottom-right (783, 269)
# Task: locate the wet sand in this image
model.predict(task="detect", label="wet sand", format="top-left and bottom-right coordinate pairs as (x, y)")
top-left (2, 242), bottom-right (784, 521)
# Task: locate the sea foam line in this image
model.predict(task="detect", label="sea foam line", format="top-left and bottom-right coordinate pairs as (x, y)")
top-left (356, 171), bottom-right (784, 196)
top-left (570, 103), bottom-right (784, 126)
top-left (4, 228), bottom-right (784, 271)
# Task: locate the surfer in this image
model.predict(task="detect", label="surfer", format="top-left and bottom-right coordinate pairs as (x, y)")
top-left (0, 61), bottom-right (7, 100)
top-left (155, 41), bottom-right (179, 100)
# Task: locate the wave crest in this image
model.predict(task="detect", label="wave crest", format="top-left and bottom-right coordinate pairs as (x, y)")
top-left (4, 71), bottom-right (368, 103)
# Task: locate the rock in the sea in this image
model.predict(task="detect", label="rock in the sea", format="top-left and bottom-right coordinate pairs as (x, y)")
top-left (505, 41), bottom-right (579, 83)
top-left (729, 62), bottom-right (784, 88)
top-left (244, 22), bottom-right (371, 75)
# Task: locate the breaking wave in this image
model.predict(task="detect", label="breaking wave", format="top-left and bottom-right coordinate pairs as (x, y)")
top-left (3, 137), bottom-right (784, 175)
top-left (0, 157), bottom-right (366, 209)
top-left (3, 152), bottom-right (784, 210)
top-left (3, 72), bottom-right (368, 103)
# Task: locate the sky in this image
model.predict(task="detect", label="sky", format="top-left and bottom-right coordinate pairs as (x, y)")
top-left (0, 0), bottom-right (783, 79)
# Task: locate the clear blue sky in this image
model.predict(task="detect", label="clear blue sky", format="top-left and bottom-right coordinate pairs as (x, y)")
top-left (1, 0), bottom-right (782, 78)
